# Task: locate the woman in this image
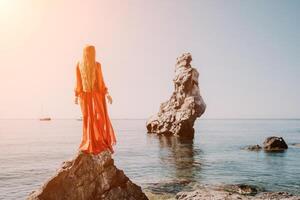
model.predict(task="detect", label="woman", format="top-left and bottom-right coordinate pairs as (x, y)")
top-left (74, 45), bottom-right (116, 155)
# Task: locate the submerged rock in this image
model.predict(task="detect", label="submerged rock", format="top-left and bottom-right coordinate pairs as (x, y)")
top-left (146, 53), bottom-right (206, 138)
top-left (243, 144), bottom-right (262, 151)
top-left (144, 179), bottom-right (193, 195)
top-left (27, 151), bottom-right (148, 200)
top-left (263, 136), bottom-right (288, 151)
top-left (291, 143), bottom-right (300, 148)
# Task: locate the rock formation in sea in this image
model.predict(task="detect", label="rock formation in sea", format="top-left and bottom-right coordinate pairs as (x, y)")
top-left (146, 53), bottom-right (206, 138)
top-left (27, 151), bottom-right (148, 200)
top-left (263, 136), bottom-right (288, 151)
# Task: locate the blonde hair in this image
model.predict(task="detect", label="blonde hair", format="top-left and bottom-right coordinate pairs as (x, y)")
top-left (79, 45), bottom-right (97, 92)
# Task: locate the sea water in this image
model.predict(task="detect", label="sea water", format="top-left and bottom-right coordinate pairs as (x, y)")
top-left (0, 119), bottom-right (299, 199)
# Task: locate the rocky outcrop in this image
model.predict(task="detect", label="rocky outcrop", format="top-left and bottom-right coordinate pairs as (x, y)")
top-left (27, 151), bottom-right (148, 200)
top-left (175, 185), bottom-right (300, 200)
top-left (263, 136), bottom-right (288, 151)
top-left (146, 53), bottom-right (206, 138)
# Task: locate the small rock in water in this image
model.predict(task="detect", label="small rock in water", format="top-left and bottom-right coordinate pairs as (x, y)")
top-left (144, 179), bottom-right (192, 195)
top-left (291, 143), bottom-right (300, 148)
top-left (146, 53), bottom-right (206, 138)
top-left (263, 136), bottom-right (288, 151)
top-left (243, 144), bottom-right (262, 151)
top-left (27, 151), bottom-right (148, 200)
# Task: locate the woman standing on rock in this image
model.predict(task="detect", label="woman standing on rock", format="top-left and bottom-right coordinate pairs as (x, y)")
top-left (74, 45), bottom-right (116, 154)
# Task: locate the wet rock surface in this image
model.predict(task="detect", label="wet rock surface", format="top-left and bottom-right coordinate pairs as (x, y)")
top-left (222, 184), bottom-right (260, 196)
top-left (27, 151), bottom-right (148, 200)
top-left (174, 184), bottom-right (300, 200)
top-left (146, 53), bottom-right (206, 138)
top-left (263, 136), bottom-right (288, 151)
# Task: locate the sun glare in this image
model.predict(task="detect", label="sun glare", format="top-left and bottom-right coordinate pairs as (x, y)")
top-left (0, 0), bottom-right (46, 48)
top-left (0, 0), bottom-right (26, 28)
top-left (0, 0), bottom-right (16, 17)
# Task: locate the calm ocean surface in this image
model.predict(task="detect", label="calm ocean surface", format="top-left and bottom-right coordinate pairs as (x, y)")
top-left (0, 119), bottom-right (300, 199)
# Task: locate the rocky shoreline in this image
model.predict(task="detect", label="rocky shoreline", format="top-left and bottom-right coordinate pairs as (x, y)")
top-left (145, 183), bottom-right (300, 200)
top-left (175, 184), bottom-right (300, 200)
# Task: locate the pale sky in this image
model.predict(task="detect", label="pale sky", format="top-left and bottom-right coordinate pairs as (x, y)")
top-left (0, 0), bottom-right (299, 119)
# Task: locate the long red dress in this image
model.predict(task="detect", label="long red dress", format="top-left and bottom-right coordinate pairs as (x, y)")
top-left (74, 61), bottom-right (116, 155)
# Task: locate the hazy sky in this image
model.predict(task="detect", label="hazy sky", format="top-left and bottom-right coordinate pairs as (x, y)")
top-left (0, 0), bottom-right (299, 119)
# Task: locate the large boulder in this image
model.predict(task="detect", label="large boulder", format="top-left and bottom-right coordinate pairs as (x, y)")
top-left (146, 53), bottom-right (206, 138)
top-left (263, 136), bottom-right (288, 151)
top-left (27, 151), bottom-right (148, 200)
